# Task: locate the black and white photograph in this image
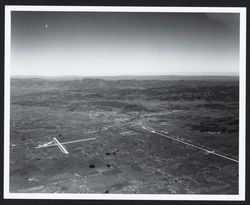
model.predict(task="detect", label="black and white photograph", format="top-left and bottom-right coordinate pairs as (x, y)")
top-left (4, 6), bottom-right (246, 200)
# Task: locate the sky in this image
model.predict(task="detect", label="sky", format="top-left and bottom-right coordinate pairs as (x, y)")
top-left (11, 11), bottom-right (240, 76)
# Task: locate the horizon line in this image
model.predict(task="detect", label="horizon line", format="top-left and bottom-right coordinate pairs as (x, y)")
top-left (11, 73), bottom-right (239, 78)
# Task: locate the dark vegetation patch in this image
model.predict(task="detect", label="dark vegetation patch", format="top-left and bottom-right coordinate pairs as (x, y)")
top-left (83, 101), bottom-right (150, 113)
top-left (190, 117), bottom-right (239, 133)
top-left (196, 103), bottom-right (239, 110)
top-left (82, 93), bottom-right (104, 99)
top-left (121, 104), bottom-right (149, 113)
top-left (12, 100), bottom-right (51, 107)
top-left (143, 85), bottom-right (239, 101)
top-left (196, 103), bottom-right (227, 110)
top-left (89, 164), bottom-right (95, 168)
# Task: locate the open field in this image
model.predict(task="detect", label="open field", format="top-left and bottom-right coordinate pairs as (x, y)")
top-left (9, 76), bottom-right (239, 194)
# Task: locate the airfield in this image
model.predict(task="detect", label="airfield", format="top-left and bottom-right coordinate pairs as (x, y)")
top-left (9, 76), bottom-right (239, 194)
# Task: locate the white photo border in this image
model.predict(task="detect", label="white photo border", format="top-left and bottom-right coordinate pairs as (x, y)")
top-left (4, 6), bottom-right (247, 200)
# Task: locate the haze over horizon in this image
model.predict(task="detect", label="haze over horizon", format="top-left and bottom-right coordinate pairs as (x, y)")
top-left (11, 72), bottom-right (239, 77)
top-left (11, 11), bottom-right (240, 76)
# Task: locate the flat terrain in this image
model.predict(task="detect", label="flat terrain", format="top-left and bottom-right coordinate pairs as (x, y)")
top-left (9, 76), bottom-right (239, 194)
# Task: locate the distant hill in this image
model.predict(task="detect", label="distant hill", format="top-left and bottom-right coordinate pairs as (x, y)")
top-left (10, 74), bottom-right (239, 93)
top-left (11, 74), bottom-right (239, 81)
